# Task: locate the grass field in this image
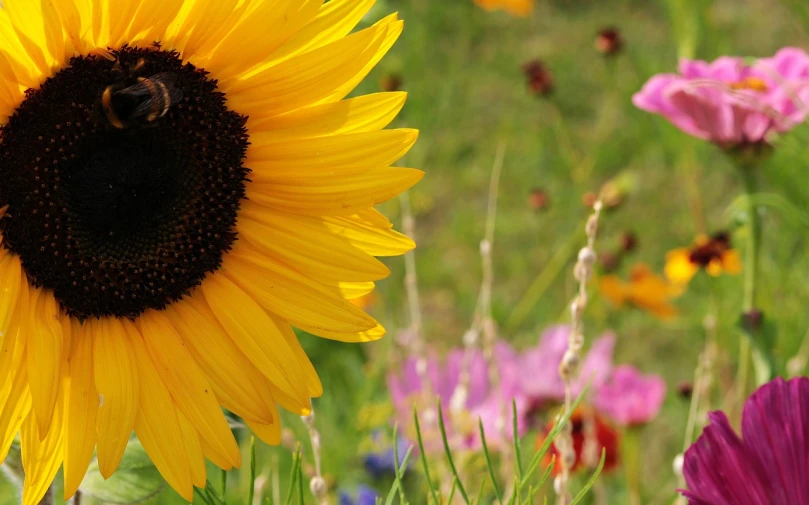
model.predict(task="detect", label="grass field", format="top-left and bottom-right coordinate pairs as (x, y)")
top-left (3, 0), bottom-right (809, 503)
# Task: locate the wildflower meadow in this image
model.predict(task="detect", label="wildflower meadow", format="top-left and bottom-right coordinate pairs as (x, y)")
top-left (2, 0), bottom-right (809, 504)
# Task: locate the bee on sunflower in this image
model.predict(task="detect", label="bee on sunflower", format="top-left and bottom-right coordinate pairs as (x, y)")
top-left (0, 1), bottom-right (421, 503)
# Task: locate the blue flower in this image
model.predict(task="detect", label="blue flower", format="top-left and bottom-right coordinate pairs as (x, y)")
top-left (363, 434), bottom-right (412, 479)
top-left (339, 485), bottom-right (380, 505)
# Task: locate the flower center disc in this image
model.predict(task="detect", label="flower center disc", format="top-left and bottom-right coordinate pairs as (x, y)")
top-left (0, 47), bottom-right (250, 319)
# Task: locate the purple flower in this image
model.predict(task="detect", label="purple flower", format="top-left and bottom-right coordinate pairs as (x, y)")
top-left (387, 341), bottom-right (529, 454)
top-left (592, 365), bottom-right (666, 426)
top-left (518, 325), bottom-right (616, 407)
top-left (681, 377), bottom-right (809, 505)
top-left (363, 434), bottom-right (412, 479)
top-left (633, 48), bottom-right (809, 145)
top-left (339, 485), bottom-right (380, 505)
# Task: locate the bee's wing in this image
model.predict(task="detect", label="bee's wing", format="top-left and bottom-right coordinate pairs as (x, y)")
top-left (127, 74), bottom-right (183, 119)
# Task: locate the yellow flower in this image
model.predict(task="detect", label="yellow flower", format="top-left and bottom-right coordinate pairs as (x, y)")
top-left (665, 232), bottom-right (742, 285)
top-left (0, 1), bottom-right (420, 502)
top-left (474, 0), bottom-right (534, 17)
top-left (599, 264), bottom-right (683, 320)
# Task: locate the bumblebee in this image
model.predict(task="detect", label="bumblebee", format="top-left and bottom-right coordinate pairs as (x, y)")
top-left (101, 72), bottom-right (183, 129)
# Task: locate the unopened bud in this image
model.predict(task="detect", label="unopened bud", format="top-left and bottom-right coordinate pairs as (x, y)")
top-left (559, 350), bottom-right (581, 379)
top-left (578, 247), bottom-right (596, 266)
top-left (553, 475), bottom-right (567, 495)
top-left (463, 329), bottom-right (479, 347)
top-left (586, 215), bottom-right (599, 236)
top-left (480, 239), bottom-right (491, 256)
top-left (310, 476), bottom-right (328, 497)
top-left (673, 453), bottom-right (684, 477)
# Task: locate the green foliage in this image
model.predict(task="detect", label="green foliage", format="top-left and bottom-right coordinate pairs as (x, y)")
top-left (79, 442), bottom-right (164, 504)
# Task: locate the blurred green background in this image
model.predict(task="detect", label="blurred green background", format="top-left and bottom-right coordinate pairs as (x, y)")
top-left (4, 0), bottom-right (809, 503)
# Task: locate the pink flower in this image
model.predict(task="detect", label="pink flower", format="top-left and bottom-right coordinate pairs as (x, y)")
top-left (387, 341), bottom-right (529, 453)
top-left (518, 325), bottom-right (616, 407)
top-left (681, 377), bottom-right (809, 505)
top-left (592, 365), bottom-right (666, 426)
top-left (633, 47), bottom-right (809, 145)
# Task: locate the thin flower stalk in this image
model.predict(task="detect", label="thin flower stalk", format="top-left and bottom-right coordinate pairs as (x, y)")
top-left (554, 199), bottom-right (603, 505)
top-left (301, 407), bottom-right (329, 505)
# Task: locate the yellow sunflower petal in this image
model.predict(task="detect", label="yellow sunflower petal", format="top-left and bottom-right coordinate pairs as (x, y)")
top-left (246, 418), bottom-right (282, 446)
top-left (175, 294), bottom-right (310, 415)
top-left (664, 248), bottom-right (698, 285)
top-left (200, 438), bottom-right (234, 471)
top-left (225, 17), bottom-right (392, 118)
top-left (137, 310), bottom-right (241, 469)
top-left (267, 0), bottom-right (375, 64)
top-left (123, 0), bottom-right (185, 47)
top-left (316, 15), bottom-right (403, 104)
top-left (223, 243), bottom-right (378, 333)
top-left (200, 273), bottom-right (311, 405)
top-left (62, 320), bottom-right (98, 500)
top-left (27, 288), bottom-right (63, 439)
top-left (301, 322), bottom-right (386, 343)
top-left (322, 213), bottom-right (415, 256)
top-left (0, 250), bottom-right (21, 340)
top-left (250, 92), bottom-right (406, 142)
top-left (166, 297), bottom-right (280, 423)
top-left (130, 330), bottom-right (195, 502)
top-left (21, 400), bottom-right (64, 505)
top-left (93, 317), bottom-right (139, 478)
top-left (176, 412), bottom-right (207, 488)
top-left (338, 281), bottom-right (376, 300)
top-left (0, 271), bottom-right (27, 410)
top-left (48, 0), bottom-right (91, 55)
top-left (168, 0), bottom-right (246, 60)
top-left (2, 0), bottom-right (65, 78)
top-left (247, 167), bottom-right (424, 216)
top-left (240, 206), bottom-right (390, 282)
top-left (0, 353), bottom-right (31, 463)
top-left (0, 52), bottom-right (23, 123)
top-left (203, 0), bottom-right (322, 83)
top-left (269, 314), bottom-right (323, 398)
top-left (248, 129), bottom-right (418, 181)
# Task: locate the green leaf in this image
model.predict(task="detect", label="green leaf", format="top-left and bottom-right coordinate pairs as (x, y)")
top-left (80, 441), bottom-right (164, 504)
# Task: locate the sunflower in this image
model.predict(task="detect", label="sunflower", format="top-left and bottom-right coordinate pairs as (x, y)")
top-left (0, 1), bottom-right (420, 503)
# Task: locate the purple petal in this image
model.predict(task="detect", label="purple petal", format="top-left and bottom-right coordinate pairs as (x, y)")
top-left (740, 377), bottom-right (809, 505)
top-left (682, 411), bottom-right (770, 505)
top-left (574, 332), bottom-right (616, 395)
top-left (592, 365), bottom-right (666, 426)
top-left (755, 47), bottom-right (809, 79)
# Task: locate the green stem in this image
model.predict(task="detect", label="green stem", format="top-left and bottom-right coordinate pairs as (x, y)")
top-left (621, 427), bottom-right (642, 505)
top-left (739, 166), bottom-right (760, 314)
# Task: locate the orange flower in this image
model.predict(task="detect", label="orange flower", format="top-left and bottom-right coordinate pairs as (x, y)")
top-left (599, 263), bottom-right (683, 320)
top-left (665, 232), bottom-right (742, 285)
top-left (474, 0), bottom-right (534, 16)
top-left (536, 407), bottom-right (620, 475)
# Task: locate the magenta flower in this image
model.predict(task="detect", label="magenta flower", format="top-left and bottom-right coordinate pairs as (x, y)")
top-left (633, 47), bottom-right (809, 145)
top-left (681, 377), bottom-right (809, 505)
top-left (592, 365), bottom-right (666, 426)
top-left (518, 325), bottom-right (616, 407)
top-left (387, 341), bottom-right (529, 453)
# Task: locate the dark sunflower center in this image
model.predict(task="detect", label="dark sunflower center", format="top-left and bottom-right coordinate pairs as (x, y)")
top-left (0, 47), bottom-right (250, 319)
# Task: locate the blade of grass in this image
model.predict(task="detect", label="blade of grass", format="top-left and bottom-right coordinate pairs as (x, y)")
top-left (447, 477), bottom-right (458, 505)
top-left (391, 424), bottom-right (409, 505)
top-left (511, 400), bottom-right (523, 481)
top-left (569, 450), bottom-right (606, 505)
top-left (477, 418), bottom-right (503, 505)
top-left (221, 467), bottom-right (227, 501)
top-left (285, 446), bottom-right (302, 505)
top-left (248, 436), bottom-right (256, 505)
top-left (507, 480), bottom-right (518, 505)
top-left (384, 445), bottom-right (414, 505)
top-left (297, 454), bottom-right (306, 505)
top-left (537, 457), bottom-right (555, 488)
top-left (413, 408), bottom-right (441, 505)
top-left (437, 400), bottom-right (470, 504)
